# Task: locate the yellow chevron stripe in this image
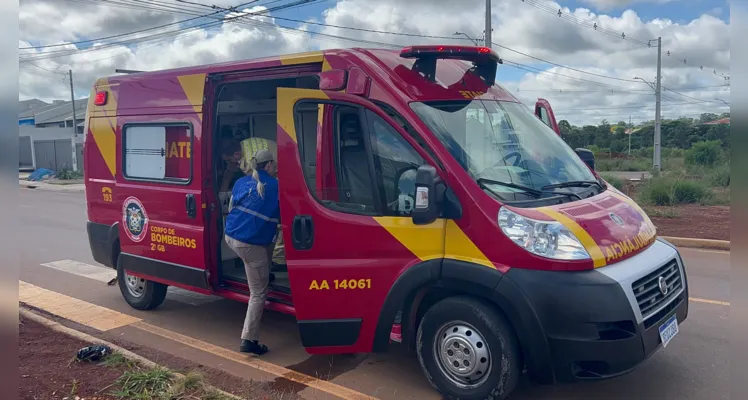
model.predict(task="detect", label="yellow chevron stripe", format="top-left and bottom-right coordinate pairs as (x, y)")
top-left (373, 217), bottom-right (445, 261)
top-left (177, 73), bottom-right (206, 120)
top-left (444, 220), bottom-right (495, 269)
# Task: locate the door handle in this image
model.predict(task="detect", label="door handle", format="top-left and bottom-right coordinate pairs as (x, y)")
top-left (185, 194), bottom-right (196, 218)
top-left (291, 215), bottom-right (314, 250)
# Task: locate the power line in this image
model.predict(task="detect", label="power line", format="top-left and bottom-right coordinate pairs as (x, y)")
top-left (520, 0), bottom-right (651, 47)
top-left (518, 0), bottom-right (730, 79)
top-left (18, 0), bottom-right (252, 50)
top-left (19, 0), bottom-right (321, 62)
top-left (553, 100), bottom-right (720, 112)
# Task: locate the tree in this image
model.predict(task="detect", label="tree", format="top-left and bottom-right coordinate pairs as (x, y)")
top-left (699, 113), bottom-right (719, 123)
top-left (558, 120), bottom-right (572, 135)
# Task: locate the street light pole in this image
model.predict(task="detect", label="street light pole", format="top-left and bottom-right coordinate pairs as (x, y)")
top-left (485, 0), bottom-right (492, 47)
top-left (654, 37), bottom-right (662, 173)
top-left (453, 32), bottom-right (480, 46)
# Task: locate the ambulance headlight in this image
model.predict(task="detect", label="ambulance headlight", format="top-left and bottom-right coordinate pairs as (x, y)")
top-left (498, 208), bottom-right (590, 260)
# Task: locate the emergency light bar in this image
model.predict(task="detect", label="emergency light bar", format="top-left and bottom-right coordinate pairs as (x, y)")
top-left (399, 45), bottom-right (502, 85)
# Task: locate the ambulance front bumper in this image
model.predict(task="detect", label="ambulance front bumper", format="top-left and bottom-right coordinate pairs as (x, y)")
top-left (505, 239), bottom-right (689, 382)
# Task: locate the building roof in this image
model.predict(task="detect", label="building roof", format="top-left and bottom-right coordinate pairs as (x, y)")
top-left (24, 99), bottom-right (88, 125)
top-left (19, 99), bottom-right (50, 117)
top-left (702, 117), bottom-right (730, 125)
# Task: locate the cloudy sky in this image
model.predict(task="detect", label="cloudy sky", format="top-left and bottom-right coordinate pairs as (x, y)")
top-left (18, 0), bottom-right (731, 125)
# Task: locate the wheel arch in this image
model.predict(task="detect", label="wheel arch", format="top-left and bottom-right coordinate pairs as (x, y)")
top-left (372, 259), bottom-right (555, 384)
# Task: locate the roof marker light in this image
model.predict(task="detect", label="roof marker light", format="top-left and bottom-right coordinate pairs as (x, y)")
top-left (94, 91), bottom-right (108, 106)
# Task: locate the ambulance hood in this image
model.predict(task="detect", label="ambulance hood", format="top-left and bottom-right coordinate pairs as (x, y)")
top-left (512, 187), bottom-right (658, 268)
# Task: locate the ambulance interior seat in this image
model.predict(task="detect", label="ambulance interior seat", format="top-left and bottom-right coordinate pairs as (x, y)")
top-left (338, 112), bottom-right (375, 210)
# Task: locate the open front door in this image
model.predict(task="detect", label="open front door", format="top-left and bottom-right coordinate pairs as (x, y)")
top-left (276, 88), bottom-right (446, 354)
top-left (535, 98), bottom-right (560, 135)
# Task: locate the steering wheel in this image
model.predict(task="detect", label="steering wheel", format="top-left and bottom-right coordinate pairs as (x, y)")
top-left (495, 151), bottom-right (522, 168)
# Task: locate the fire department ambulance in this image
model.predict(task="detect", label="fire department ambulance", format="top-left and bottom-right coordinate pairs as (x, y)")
top-left (84, 45), bottom-right (688, 400)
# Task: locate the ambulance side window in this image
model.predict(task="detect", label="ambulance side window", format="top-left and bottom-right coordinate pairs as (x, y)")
top-left (365, 110), bottom-right (423, 216)
top-left (122, 124), bottom-right (192, 183)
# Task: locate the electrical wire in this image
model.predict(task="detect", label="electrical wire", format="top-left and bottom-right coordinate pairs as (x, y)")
top-left (19, 0), bottom-right (321, 62)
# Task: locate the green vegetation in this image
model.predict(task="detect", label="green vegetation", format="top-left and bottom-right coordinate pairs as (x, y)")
top-left (557, 113), bottom-right (730, 211)
top-left (55, 166), bottom-right (83, 180)
top-left (600, 174), bottom-right (624, 190)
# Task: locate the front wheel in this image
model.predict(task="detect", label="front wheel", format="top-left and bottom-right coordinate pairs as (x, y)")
top-left (117, 263), bottom-right (168, 310)
top-left (417, 296), bottom-right (521, 400)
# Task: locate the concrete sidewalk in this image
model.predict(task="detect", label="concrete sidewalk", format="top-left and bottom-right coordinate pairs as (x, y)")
top-left (19, 178), bottom-right (85, 192)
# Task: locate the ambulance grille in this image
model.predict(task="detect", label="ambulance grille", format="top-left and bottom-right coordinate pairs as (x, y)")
top-left (631, 259), bottom-right (682, 320)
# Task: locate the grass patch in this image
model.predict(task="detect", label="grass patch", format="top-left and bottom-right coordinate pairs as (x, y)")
top-left (637, 178), bottom-right (712, 206)
top-left (101, 352), bottom-right (131, 368)
top-left (113, 367), bottom-right (173, 399)
top-left (600, 174), bottom-right (624, 190)
top-left (596, 158), bottom-right (650, 172)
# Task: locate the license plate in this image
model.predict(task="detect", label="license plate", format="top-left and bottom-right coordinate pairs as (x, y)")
top-left (658, 315), bottom-right (679, 348)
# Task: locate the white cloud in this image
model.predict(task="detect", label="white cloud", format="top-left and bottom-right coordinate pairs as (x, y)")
top-left (18, 0), bottom-right (730, 125)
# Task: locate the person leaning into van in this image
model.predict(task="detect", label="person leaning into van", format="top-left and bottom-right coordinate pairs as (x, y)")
top-left (224, 149), bottom-right (279, 355)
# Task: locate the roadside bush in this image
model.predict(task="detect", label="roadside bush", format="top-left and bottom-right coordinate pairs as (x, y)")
top-left (637, 178), bottom-right (711, 206)
top-left (601, 174), bottom-right (624, 190)
top-left (685, 141), bottom-right (723, 168)
top-left (55, 166), bottom-right (82, 180)
top-left (709, 165), bottom-right (730, 187)
top-left (596, 158), bottom-right (649, 172)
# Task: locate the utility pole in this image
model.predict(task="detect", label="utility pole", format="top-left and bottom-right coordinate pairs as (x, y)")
top-left (485, 0), bottom-right (492, 47)
top-left (653, 37), bottom-right (662, 173)
top-left (628, 115), bottom-right (632, 156)
top-left (68, 70), bottom-right (78, 137)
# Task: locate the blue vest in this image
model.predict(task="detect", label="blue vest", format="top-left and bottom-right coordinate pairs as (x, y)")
top-left (225, 171), bottom-right (280, 246)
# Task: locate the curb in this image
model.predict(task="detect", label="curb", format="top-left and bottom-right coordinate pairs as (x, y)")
top-left (19, 180), bottom-right (85, 192)
top-left (19, 307), bottom-right (241, 400)
top-left (660, 236), bottom-right (730, 251)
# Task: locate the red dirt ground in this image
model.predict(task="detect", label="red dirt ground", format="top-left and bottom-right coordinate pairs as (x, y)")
top-left (19, 316), bottom-right (123, 400)
top-left (647, 205), bottom-right (730, 241)
top-left (19, 314), bottom-right (301, 400)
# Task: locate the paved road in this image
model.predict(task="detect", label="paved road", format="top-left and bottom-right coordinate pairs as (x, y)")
top-left (19, 189), bottom-right (729, 399)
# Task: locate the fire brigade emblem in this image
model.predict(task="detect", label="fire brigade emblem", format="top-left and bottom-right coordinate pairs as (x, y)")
top-left (122, 197), bottom-right (148, 242)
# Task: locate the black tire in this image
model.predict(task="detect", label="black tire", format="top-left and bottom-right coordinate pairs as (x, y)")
top-left (416, 296), bottom-right (521, 400)
top-left (117, 262), bottom-right (168, 310)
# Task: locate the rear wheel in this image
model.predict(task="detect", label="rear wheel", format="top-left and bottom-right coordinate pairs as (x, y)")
top-left (416, 296), bottom-right (521, 400)
top-left (117, 262), bottom-right (168, 310)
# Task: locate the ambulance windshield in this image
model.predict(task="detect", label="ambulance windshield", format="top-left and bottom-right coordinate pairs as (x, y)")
top-left (410, 100), bottom-right (596, 196)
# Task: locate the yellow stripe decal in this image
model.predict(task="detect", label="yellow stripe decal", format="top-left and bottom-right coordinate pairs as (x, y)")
top-left (322, 56), bottom-right (333, 72)
top-left (373, 217), bottom-right (445, 261)
top-left (177, 73), bottom-right (206, 119)
top-left (537, 207), bottom-right (606, 268)
top-left (90, 117), bottom-right (117, 177)
top-left (277, 88), bottom-right (329, 143)
top-left (280, 51), bottom-right (323, 66)
top-left (444, 220), bottom-right (495, 269)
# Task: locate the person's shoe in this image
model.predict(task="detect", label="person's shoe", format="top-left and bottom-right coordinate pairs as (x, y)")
top-left (269, 272), bottom-right (276, 282)
top-left (239, 339), bottom-right (269, 355)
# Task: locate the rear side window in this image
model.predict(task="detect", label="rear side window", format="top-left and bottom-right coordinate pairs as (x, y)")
top-left (123, 124), bottom-right (192, 183)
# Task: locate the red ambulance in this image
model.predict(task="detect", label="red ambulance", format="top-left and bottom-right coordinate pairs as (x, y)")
top-left (84, 45), bottom-right (688, 400)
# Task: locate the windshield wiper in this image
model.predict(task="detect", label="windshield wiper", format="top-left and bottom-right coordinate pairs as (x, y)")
top-left (542, 180), bottom-right (605, 191)
top-left (477, 178), bottom-right (583, 200)
top-left (477, 178), bottom-right (543, 197)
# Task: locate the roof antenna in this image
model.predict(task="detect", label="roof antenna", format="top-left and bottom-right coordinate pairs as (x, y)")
top-left (115, 69), bottom-right (145, 74)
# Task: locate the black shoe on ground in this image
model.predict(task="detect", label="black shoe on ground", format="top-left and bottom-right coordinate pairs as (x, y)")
top-left (239, 339), bottom-right (269, 355)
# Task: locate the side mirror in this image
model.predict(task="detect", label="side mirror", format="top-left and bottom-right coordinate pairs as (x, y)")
top-left (575, 148), bottom-right (595, 171)
top-left (412, 164), bottom-right (444, 225)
